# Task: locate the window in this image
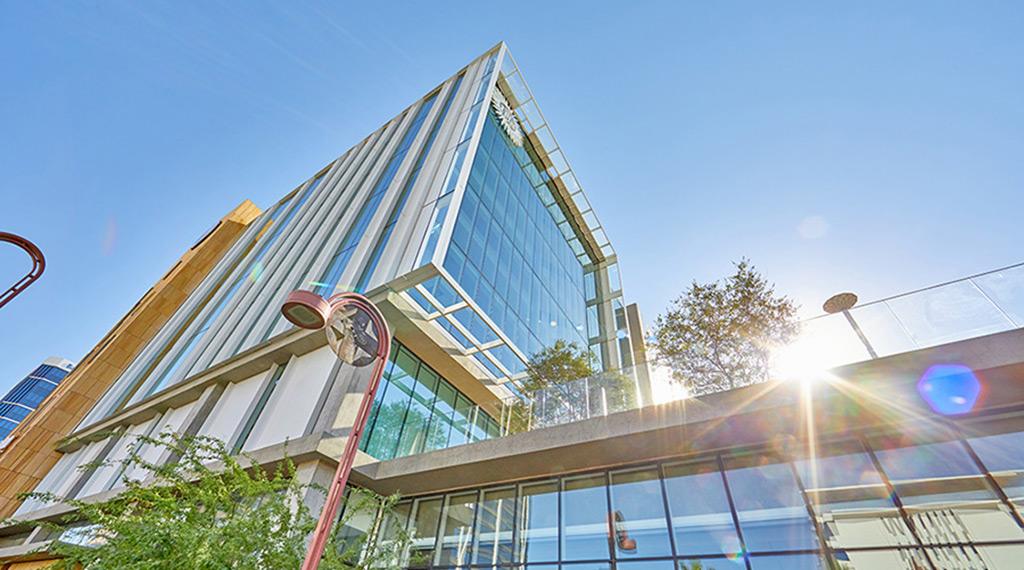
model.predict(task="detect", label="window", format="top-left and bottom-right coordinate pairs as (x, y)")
top-left (609, 467), bottom-right (673, 559)
top-left (663, 460), bottom-right (741, 558)
top-left (871, 432), bottom-right (1023, 544)
top-left (517, 481), bottom-right (559, 563)
top-left (360, 341), bottom-right (499, 460)
top-left (561, 474), bottom-right (610, 561)
top-left (722, 455), bottom-right (820, 553)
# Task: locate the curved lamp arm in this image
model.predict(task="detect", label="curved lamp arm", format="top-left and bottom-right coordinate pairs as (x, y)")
top-left (0, 232), bottom-right (45, 310)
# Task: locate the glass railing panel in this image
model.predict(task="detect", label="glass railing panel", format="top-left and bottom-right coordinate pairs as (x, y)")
top-left (971, 264), bottom-right (1024, 327)
top-left (884, 280), bottom-right (1014, 347)
top-left (847, 302), bottom-right (917, 357)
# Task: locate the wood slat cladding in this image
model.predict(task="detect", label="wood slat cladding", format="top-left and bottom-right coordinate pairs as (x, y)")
top-left (0, 200), bottom-right (261, 517)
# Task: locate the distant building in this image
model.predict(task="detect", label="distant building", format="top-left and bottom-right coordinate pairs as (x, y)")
top-left (0, 358), bottom-right (74, 441)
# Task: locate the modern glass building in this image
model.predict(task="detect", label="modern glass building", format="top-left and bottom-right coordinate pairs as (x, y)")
top-left (0, 357), bottom-right (74, 442)
top-left (3, 43), bottom-right (1024, 570)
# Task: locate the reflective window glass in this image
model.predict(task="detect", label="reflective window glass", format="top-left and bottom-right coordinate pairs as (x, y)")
top-left (663, 460), bottom-right (742, 557)
top-left (829, 548), bottom-right (930, 569)
top-left (407, 498), bottom-right (442, 567)
top-left (435, 491), bottom-right (478, 566)
top-left (723, 455), bottom-right (819, 552)
top-left (609, 467), bottom-right (673, 559)
top-left (871, 433), bottom-right (1023, 544)
top-left (678, 557), bottom-right (746, 569)
top-left (965, 423), bottom-right (1024, 513)
top-left (561, 474), bottom-right (611, 561)
top-left (473, 486), bottom-right (516, 565)
top-left (748, 553), bottom-right (825, 569)
top-left (868, 433), bottom-right (1019, 544)
top-left (793, 441), bottom-right (915, 548)
top-left (516, 481), bottom-right (559, 563)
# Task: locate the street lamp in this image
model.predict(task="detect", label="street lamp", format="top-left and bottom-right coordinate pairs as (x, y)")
top-left (280, 290), bottom-right (392, 570)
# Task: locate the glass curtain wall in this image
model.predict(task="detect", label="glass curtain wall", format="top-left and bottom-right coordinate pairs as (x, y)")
top-left (364, 418), bottom-right (1024, 569)
top-left (359, 340), bottom-right (500, 461)
top-left (442, 110), bottom-right (588, 375)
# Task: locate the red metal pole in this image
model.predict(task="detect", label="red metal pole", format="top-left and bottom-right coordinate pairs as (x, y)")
top-left (300, 295), bottom-right (391, 570)
top-left (0, 232), bottom-right (45, 310)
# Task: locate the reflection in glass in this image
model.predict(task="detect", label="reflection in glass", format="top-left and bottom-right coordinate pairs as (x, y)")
top-left (609, 467), bottom-right (673, 558)
top-left (435, 491), bottom-right (477, 566)
top-left (678, 557), bottom-right (746, 570)
top-left (976, 544), bottom-right (1024, 569)
top-left (406, 498), bottom-right (442, 567)
top-left (748, 553), bottom-right (825, 569)
top-left (662, 460), bottom-right (742, 557)
top-left (966, 426), bottom-right (1024, 515)
top-left (335, 489), bottom-right (379, 559)
top-left (793, 441), bottom-right (915, 548)
top-left (723, 456), bottom-right (819, 552)
top-left (473, 486), bottom-right (515, 565)
top-left (871, 434), bottom-right (1023, 544)
top-left (516, 481), bottom-right (559, 563)
top-left (561, 474), bottom-right (610, 561)
top-left (613, 560), bottom-right (674, 569)
top-left (830, 548), bottom-right (930, 569)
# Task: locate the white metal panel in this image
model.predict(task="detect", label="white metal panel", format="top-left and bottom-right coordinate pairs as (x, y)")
top-left (242, 347), bottom-right (336, 452)
top-left (76, 417), bottom-right (158, 498)
top-left (196, 371), bottom-right (268, 445)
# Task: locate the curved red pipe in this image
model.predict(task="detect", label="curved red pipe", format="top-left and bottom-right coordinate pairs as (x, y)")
top-left (0, 232), bottom-right (45, 310)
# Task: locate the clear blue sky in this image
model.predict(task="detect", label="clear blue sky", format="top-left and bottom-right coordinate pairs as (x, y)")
top-left (1, 1), bottom-right (1022, 393)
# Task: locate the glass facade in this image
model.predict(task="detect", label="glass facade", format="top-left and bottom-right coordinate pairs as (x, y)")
top-left (442, 109), bottom-right (587, 374)
top-left (351, 419), bottom-right (1024, 569)
top-left (0, 362), bottom-right (71, 441)
top-left (360, 340), bottom-right (500, 461)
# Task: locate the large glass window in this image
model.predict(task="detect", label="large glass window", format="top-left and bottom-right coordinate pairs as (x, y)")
top-left (473, 486), bottom-right (516, 565)
top-left (964, 420), bottom-right (1024, 517)
top-left (662, 460), bottom-right (742, 558)
top-left (444, 110), bottom-right (588, 370)
top-left (361, 421), bottom-right (1024, 569)
top-left (435, 491), bottom-right (478, 566)
top-left (406, 497), bottom-right (442, 568)
top-left (517, 481), bottom-right (559, 563)
top-left (793, 440), bottom-right (915, 549)
top-left (561, 474), bottom-right (611, 561)
top-left (609, 467), bottom-right (673, 559)
top-left (360, 340), bottom-right (500, 460)
top-left (723, 455), bottom-right (820, 553)
top-left (871, 432), bottom-right (1024, 545)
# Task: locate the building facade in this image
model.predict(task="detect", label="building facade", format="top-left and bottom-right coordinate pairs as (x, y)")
top-left (2, 43), bottom-right (1024, 570)
top-left (0, 358), bottom-right (74, 443)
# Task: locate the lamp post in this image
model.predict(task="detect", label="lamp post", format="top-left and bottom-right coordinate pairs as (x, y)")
top-left (280, 290), bottom-right (392, 570)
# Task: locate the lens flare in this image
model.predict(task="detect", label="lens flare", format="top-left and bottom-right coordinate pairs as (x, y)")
top-left (917, 364), bottom-right (982, 415)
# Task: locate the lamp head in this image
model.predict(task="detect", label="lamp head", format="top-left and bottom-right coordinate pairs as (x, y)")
top-left (281, 290), bottom-right (332, 330)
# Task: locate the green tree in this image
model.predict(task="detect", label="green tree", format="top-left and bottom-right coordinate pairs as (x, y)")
top-left (650, 259), bottom-right (799, 395)
top-left (522, 339), bottom-right (596, 394)
top-left (16, 432), bottom-right (411, 569)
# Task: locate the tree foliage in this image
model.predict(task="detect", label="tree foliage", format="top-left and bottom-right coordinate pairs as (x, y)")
top-left (522, 339), bottom-right (596, 393)
top-left (17, 432), bottom-right (410, 570)
top-left (650, 259), bottom-right (799, 395)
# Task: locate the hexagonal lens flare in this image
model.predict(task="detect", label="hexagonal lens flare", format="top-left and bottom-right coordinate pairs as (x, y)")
top-left (917, 364), bottom-right (982, 415)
